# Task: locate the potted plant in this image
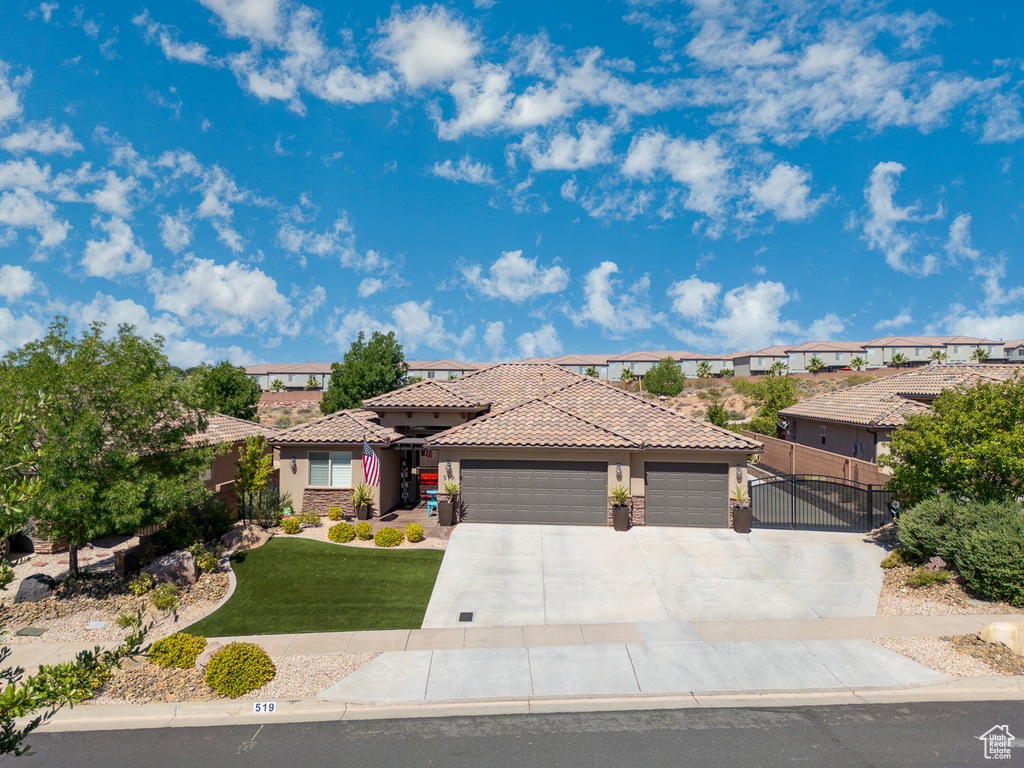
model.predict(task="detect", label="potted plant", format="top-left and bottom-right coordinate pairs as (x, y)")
top-left (730, 485), bottom-right (752, 534)
top-left (610, 483), bottom-right (631, 531)
top-left (352, 483), bottom-right (374, 521)
top-left (438, 479), bottom-right (460, 527)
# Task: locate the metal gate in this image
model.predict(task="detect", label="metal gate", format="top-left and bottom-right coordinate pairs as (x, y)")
top-left (748, 475), bottom-right (893, 532)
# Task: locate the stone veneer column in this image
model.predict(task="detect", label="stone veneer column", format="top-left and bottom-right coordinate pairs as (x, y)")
top-left (630, 495), bottom-right (645, 526)
top-left (301, 488), bottom-right (354, 516)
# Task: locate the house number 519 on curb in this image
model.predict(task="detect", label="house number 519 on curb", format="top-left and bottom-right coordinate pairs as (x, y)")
top-left (253, 702), bottom-right (276, 713)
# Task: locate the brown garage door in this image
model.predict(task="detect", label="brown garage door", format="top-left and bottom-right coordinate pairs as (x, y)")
top-left (460, 459), bottom-right (607, 525)
top-left (645, 462), bottom-right (729, 527)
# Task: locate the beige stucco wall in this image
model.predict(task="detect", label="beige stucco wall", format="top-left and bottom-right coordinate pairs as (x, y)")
top-left (278, 444), bottom-right (393, 513)
top-left (789, 418), bottom-right (891, 463)
top-left (377, 411), bottom-right (477, 430)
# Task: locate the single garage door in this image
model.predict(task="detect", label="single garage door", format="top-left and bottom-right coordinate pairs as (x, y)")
top-left (645, 462), bottom-right (729, 527)
top-left (460, 459), bottom-right (607, 525)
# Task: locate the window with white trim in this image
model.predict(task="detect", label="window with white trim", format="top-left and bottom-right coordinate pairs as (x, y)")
top-left (308, 451), bottom-right (352, 487)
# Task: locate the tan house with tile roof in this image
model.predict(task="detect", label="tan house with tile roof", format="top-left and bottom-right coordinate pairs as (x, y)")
top-left (609, 350), bottom-right (734, 381)
top-left (732, 345), bottom-right (791, 377)
top-left (245, 362), bottom-right (334, 391)
top-left (779, 364), bottom-right (1022, 463)
top-left (272, 363), bottom-right (761, 528)
top-left (862, 336), bottom-right (1005, 368)
top-left (188, 413), bottom-right (281, 513)
top-left (785, 341), bottom-right (867, 373)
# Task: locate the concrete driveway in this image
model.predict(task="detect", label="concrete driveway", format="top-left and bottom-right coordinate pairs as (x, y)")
top-left (422, 524), bottom-right (887, 628)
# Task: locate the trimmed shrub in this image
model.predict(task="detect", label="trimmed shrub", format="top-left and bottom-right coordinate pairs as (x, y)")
top-left (374, 526), bottom-right (404, 548)
top-left (327, 506), bottom-right (342, 521)
top-left (150, 632), bottom-right (207, 668)
top-left (281, 516), bottom-right (301, 534)
top-left (880, 549), bottom-right (916, 569)
top-left (296, 512), bottom-right (321, 527)
top-left (128, 573), bottom-right (153, 596)
top-left (151, 583), bottom-right (179, 612)
top-left (905, 567), bottom-right (951, 588)
top-left (405, 523), bottom-right (424, 543)
top-left (897, 495), bottom-right (961, 562)
top-left (958, 521), bottom-right (1024, 605)
top-left (355, 522), bottom-right (372, 541)
top-left (328, 522), bottom-right (355, 543)
top-left (204, 642), bottom-right (276, 697)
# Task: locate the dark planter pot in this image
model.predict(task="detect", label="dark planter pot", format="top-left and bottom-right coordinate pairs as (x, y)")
top-left (438, 498), bottom-right (457, 527)
top-left (612, 503), bottom-right (630, 531)
top-left (356, 504), bottom-right (371, 521)
top-left (732, 505), bottom-right (752, 534)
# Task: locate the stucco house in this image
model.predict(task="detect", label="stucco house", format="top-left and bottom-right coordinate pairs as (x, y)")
top-left (608, 351), bottom-right (733, 381)
top-left (273, 363), bottom-right (760, 528)
top-left (785, 341), bottom-right (867, 372)
top-left (731, 345), bottom-right (791, 377)
top-left (245, 362), bottom-right (334, 391)
top-left (189, 413), bottom-right (281, 513)
top-left (779, 364), bottom-right (1021, 463)
top-left (862, 336), bottom-right (1006, 368)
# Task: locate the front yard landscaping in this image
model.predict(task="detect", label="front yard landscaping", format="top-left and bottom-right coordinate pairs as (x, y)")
top-left (183, 537), bottom-right (445, 637)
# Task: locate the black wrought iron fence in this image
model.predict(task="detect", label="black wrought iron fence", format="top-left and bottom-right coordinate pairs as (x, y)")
top-left (748, 474), bottom-right (894, 532)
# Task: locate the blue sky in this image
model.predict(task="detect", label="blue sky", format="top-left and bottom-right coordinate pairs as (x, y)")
top-left (1, 0), bottom-right (1023, 365)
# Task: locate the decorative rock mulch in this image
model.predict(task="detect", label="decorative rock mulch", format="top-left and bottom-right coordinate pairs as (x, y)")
top-left (948, 634), bottom-right (1024, 676)
top-left (100, 659), bottom-right (226, 704)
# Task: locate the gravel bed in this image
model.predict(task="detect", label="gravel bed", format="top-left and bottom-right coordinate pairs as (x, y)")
top-left (876, 565), bottom-right (1021, 617)
top-left (872, 636), bottom-right (1000, 677)
top-left (271, 522), bottom-right (449, 550)
top-left (2, 534), bottom-right (139, 601)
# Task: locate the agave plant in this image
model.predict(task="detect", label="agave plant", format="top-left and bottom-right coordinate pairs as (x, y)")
top-left (609, 482), bottom-right (631, 505)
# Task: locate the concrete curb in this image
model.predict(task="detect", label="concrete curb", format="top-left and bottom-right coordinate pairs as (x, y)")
top-left (33, 675), bottom-right (1024, 732)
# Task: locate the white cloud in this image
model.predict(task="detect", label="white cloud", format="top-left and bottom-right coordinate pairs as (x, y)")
top-left (516, 323), bottom-right (561, 358)
top-left (431, 155), bottom-right (495, 185)
top-left (462, 250), bottom-right (568, 303)
top-left (0, 187), bottom-right (70, 249)
top-left (0, 121), bottom-right (83, 156)
top-left (81, 216), bottom-right (153, 278)
top-left (277, 202), bottom-right (356, 266)
top-left (358, 278), bottom-right (384, 297)
top-left (159, 209), bottom-right (193, 253)
top-left (938, 303), bottom-right (1024, 341)
top-left (152, 256), bottom-right (291, 335)
top-left (575, 261), bottom-right (652, 336)
top-left (39, 3), bottom-right (58, 24)
top-left (748, 162), bottom-right (825, 222)
top-left (861, 161), bottom-right (942, 276)
top-left (875, 312), bottom-right (913, 331)
top-left (379, 5), bottom-right (479, 88)
top-left (133, 10), bottom-right (214, 65)
top-left (519, 121), bottom-right (614, 171)
top-left (0, 61), bottom-right (30, 125)
top-left (944, 213), bottom-right (980, 263)
top-left (0, 308), bottom-right (44, 355)
top-left (391, 299), bottom-right (466, 352)
top-left (0, 264), bottom-right (38, 302)
top-left (483, 320), bottom-right (504, 357)
top-left (806, 313), bottom-right (844, 340)
top-left (622, 131), bottom-right (731, 218)
top-left (88, 170), bottom-right (137, 218)
top-left (667, 276), bottom-right (721, 321)
top-left (199, 0), bottom-right (283, 43)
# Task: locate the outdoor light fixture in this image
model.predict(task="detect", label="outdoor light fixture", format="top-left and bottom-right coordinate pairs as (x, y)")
top-left (446, 460), bottom-right (452, 479)
top-left (735, 465), bottom-right (742, 482)
top-left (616, 463), bottom-right (622, 481)
top-left (290, 457), bottom-right (297, 473)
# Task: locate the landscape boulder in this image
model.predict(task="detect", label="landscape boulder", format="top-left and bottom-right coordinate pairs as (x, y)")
top-left (142, 550), bottom-right (198, 588)
top-left (14, 574), bottom-right (58, 603)
top-left (979, 621), bottom-right (1024, 656)
top-left (221, 524), bottom-right (270, 552)
top-left (195, 641), bottom-right (222, 670)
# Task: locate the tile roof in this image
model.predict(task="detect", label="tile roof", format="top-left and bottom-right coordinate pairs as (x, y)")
top-left (405, 359), bottom-right (485, 371)
top-left (864, 335), bottom-right (1001, 347)
top-left (187, 413), bottom-right (281, 447)
top-left (780, 364), bottom-right (1023, 428)
top-left (732, 345), bottom-right (791, 358)
top-left (450, 362), bottom-right (584, 410)
top-left (271, 409), bottom-right (403, 445)
top-left (785, 340), bottom-right (867, 353)
top-left (362, 378), bottom-right (490, 409)
top-left (428, 376), bottom-right (761, 451)
top-left (244, 362), bottom-right (334, 375)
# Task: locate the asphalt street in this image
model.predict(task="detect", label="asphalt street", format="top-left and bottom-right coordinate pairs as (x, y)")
top-left (16, 701), bottom-right (1024, 768)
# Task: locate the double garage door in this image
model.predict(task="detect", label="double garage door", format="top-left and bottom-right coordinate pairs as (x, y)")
top-left (460, 458), bottom-right (729, 528)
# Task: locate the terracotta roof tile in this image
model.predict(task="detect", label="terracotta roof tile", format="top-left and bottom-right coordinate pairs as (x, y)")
top-left (362, 379), bottom-right (489, 409)
top-left (785, 340), bottom-right (868, 353)
top-left (272, 409), bottom-right (403, 445)
top-left (244, 362), bottom-right (334, 375)
top-left (186, 413), bottom-right (281, 447)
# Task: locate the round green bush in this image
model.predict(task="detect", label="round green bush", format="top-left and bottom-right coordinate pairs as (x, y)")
top-left (328, 522), bottom-right (355, 543)
top-left (897, 495), bottom-right (961, 563)
top-left (355, 522), bottom-right (372, 541)
top-left (327, 506), bottom-right (342, 521)
top-left (958, 522), bottom-right (1024, 605)
top-left (281, 516), bottom-right (301, 534)
top-left (374, 526), bottom-right (405, 548)
top-left (405, 523), bottom-right (424, 543)
top-left (204, 642), bottom-right (276, 697)
top-left (150, 632), bottom-right (207, 668)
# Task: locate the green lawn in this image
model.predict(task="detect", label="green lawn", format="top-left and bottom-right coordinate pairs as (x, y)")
top-left (183, 537), bottom-right (445, 637)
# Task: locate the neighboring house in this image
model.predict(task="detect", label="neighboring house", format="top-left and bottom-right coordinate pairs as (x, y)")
top-left (273, 363), bottom-right (760, 528)
top-left (547, 353), bottom-right (613, 380)
top-left (406, 359), bottom-right (485, 380)
top-left (731, 346), bottom-right (791, 377)
top-left (1005, 340), bottom-right (1024, 362)
top-left (245, 362), bottom-right (334, 391)
top-left (608, 351), bottom-right (733, 381)
top-left (779, 364), bottom-right (1022, 463)
top-left (785, 341), bottom-right (867, 372)
top-left (188, 413), bottom-right (281, 513)
top-left (862, 336), bottom-right (1006, 368)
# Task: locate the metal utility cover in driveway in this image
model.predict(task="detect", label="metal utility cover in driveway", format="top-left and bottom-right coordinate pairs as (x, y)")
top-left (421, 524), bottom-right (887, 628)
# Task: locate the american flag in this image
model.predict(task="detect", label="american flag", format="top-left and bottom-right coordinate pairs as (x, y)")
top-left (363, 437), bottom-right (381, 486)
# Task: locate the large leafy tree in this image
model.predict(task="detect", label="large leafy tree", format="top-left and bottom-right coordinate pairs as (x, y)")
top-left (735, 375), bottom-right (799, 436)
top-left (5, 319), bottom-right (213, 576)
top-left (182, 360), bottom-right (261, 422)
top-left (644, 358), bottom-right (686, 397)
top-left (880, 377), bottom-right (1024, 504)
top-left (321, 331), bottom-right (408, 414)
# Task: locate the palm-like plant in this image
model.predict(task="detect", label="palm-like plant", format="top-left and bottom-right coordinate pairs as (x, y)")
top-left (270, 378), bottom-right (286, 392)
top-left (584, 366), bottom-right (599, 377)
top-left (849, 356), bottom-right (867, 371)
top-left (806, 355), bottom-right (825, 374)
top-left (888, 352), bottom-right (909, 369)
top-left (971, 347), bottom-right (990, 363)
top-left (696, 361), bottom-right (713, 379)
top-left (619, 368), bottom-right (635, 382)
top-left (304, 376), bottom-right (319, 390)
top-left (930, 349), bottom-right (948, 364)
top-left (720, 367), bottom-right (734, 378)
top-left (768, 360), bottom-right (788, 377)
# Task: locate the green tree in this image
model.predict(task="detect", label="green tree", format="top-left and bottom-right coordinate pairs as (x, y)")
top-left (5, 320), bottom-right (214, 577)
top-left (849, 356), bottom-right (867, 371)
top-left (881, 377), bottom-right (1024, 504)
top-left (696, 361), bottom-right (713, 381)
top-left (735, 375), bottom-right (799, 436)
top-left (304, 376), bottom-right (320, 390)
top-left (584, 366), bottom-right (599, 377)
top-left (806, 355), bottom-right (825, 374)
top-left (270, 378), bottom-right (285, 392)
top-left (644, 358), bottom-right (686, 397)
top-left (234, 435), bottom-right (273, 523)
top-left (705, 401), bottom-right (729, 427)
top-left (888, 352), bottom-right (909, 368)
top-left (321, 331), bottom-right (407, 414)
top-left (930, 350), bottom-right (948, 364)
top-left (183, 361), bottom-right (261, 422)
top-left (971, 347), bottom-right (991, 363)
